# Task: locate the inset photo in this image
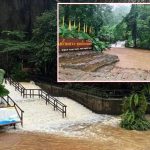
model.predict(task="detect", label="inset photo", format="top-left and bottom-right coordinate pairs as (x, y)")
top-left (57, 3), bottom-right (150, 82)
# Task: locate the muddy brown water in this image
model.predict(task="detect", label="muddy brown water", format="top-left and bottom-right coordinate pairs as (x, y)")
top-left (105, 47), bottom-right (150, 70)
top-left (1, 123), bottom-right (150, 150)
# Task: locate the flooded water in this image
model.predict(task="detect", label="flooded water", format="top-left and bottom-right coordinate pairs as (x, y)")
top-left (111, 41), bottom-right (125, 48)
top-left (59, 46), bottom-right (150, 81)
top-left (1, 123), bottom-right (150, 150)
top-left (2, 82), bottom-right (119, 137)
top-left (106, 47), bottom-right (150, 70)
top-left (1, 82), bottom-right (150, 149)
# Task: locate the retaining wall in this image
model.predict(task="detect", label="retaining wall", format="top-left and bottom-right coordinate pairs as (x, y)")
top-left (37, 83), bottom-right (150, 115)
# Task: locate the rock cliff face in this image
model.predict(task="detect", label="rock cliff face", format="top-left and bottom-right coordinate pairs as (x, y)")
top-left (0, 0), bottom-right (55, 33)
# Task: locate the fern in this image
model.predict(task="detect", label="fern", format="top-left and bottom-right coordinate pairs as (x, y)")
top-left (121, 92), bottom-right (150, 131)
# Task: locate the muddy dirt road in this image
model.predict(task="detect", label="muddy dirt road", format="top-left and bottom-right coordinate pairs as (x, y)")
top-left (59, 48), bottom-right (150, 81)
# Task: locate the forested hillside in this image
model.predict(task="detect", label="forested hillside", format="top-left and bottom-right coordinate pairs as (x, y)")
top-left (0, 0), bottom-right (57, 81)
top-left (60, 4), bottom-right (150, 50)
top-left (115, 5), bottom-right (150, 49)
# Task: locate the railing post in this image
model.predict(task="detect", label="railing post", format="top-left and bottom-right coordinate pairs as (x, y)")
top-left (7, 96), bottom-right (9, 106)
top-left (30, 90), bottom-right (31, 98)
top-left (65, 106), bottom-right (66, 117)
top-left (21, 111), bottom-right (23, 127)
top-left (46, 94), bottom-right (48, 105)
top-left (23, 89), bottom-right (24, 98)
top-left (54, 100), bottom-right (57, 111)
top-left (39, 90), bottom-right (41, 99)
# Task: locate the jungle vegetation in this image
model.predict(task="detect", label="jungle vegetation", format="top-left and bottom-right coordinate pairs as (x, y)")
top-left (59, 4), bottom-right (131, 52)
top-left (121, 85), bottom-right (150, 131)
top-left (115, 5), bottom-right (150, 49)
top-left (0, 9), bottom-right (57, 82)
top-left (0, 4), bottom-right (150, 82)
top-left (60, 4), bottom-right (150, 51)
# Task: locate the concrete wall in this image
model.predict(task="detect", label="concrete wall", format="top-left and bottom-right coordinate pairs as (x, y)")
top-left (38, 83), bottom-right (150, 115)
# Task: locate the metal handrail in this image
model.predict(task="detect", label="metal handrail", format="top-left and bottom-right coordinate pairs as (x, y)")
top-left (1, 96), bottom-right (24, 126)
top-left (6, 77), bottom-right (67, 118)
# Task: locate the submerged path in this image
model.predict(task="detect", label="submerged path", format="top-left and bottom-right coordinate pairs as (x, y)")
top-left (1, 122), bottom-right (150, 150)
top-left (2, 81), bottom-right (117, 136)
top-left (59, 48), bottom-right (150, 81)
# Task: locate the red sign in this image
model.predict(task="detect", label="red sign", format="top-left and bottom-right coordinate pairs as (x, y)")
top-left (59, 38), bottom-right (92, 52)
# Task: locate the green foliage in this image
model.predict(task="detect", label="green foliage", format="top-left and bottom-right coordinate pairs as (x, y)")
top-left (0, 85), bottom-right (9, 97)
top-left (11, 64), bottom-right (28, 82)
top-left (59, 26), bottom-right (108, 52)
top-left (1, 30), bottom-right (26, 41)
top-left (116, 5), bottom-right (150, 49)
top-left (32, 10), bottom-right (57, 79)
top-left (0, 69), bottom-right (5, 84)
top-left (121, 92), bottom-right (150, 131)
top-left (92, 38), bottom-right (109, 51)
top-left (114, 21), bottom-right (127, 41)
top-left (0, 30), bottom-right (33, 53)
top-left (0, 39), bottom-right (32, 52)
top-left (0, 10), bottom-right (57, 81)
top-left (0, 69), bottom-right (9, 96)
top-left (142, 84), bottom-right (150, 95)
top-left (59, 26), bottom-right (79, 38)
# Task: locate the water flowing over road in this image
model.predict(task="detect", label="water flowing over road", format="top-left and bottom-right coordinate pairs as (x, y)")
top-left (1, 82), bottom-right (150, 150)
top-left (111, 41), bottom-right (125, 48)
top-left (106, 47), bottom-right (150, 70)
top-left (2, 81), bottom-right (118, 136)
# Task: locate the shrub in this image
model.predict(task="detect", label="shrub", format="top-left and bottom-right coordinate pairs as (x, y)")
top-left (0, 85), bottom-right (9, 97)
top-left (121, 92), bottom-right (150, 131)
top-left (59, 26), bottom-right (108, 52)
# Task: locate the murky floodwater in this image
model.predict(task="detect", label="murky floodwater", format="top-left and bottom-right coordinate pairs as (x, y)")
top-left (1, 122), bottom-right (150, 150)
top-left (105, 47), bottom-right (150, 70)
top-left (59, 47), bottom-right (150, 81)
top-left (1, 83), bottom-right (150, 149)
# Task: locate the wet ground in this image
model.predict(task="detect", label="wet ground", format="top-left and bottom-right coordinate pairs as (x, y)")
top-left (59, 48), bottom-right (150, 81)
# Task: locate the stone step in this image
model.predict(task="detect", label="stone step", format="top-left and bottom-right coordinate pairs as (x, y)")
top-left (61, 54), bottom-right (119, 72)
top-left (59, 50), bottom-right (98, 59)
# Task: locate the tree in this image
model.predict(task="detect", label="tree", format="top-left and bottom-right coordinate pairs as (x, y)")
top-left (125, 5), bottom-right (138, 48)
top-left (31, 10), bottom-right (57, 80)
top-left (116, 4), bottom-right (150, 49)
